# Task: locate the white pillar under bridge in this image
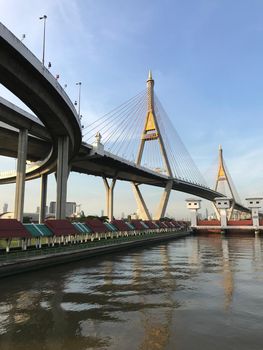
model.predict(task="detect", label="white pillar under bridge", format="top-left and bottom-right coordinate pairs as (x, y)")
top-left (246, 197), bottom-right (263, 228)
top-left (39, 174), bottom-right (48, 223)
top-left (91, 133), bottom-right (117, 221)
top-left (103, 177), bottom-right (117, 221)
top-left (131, 71), bottom-right (173, 220)
top-left (214, 197), bottom-right (232, 227)
top-left (186, 199), bottom-right (201, 227)
top-left (56, 136), bottom-right (69, 219)
top-left (14, 128), bottom-right (28, 222)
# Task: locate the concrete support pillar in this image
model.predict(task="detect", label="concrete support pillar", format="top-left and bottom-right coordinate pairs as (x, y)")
top-left (214, 198), bottom-right (231, 227)
top-left (14, 129), bottom-right (28, 222)
top-left (56, 136), bottom-right (69, 219)
top-left (154, 180), bottom-right (173, 219)
top-left (103, 177), bottom-right (109, 219)
top-left (103, 177), bottom-right (116, 221)
top-left (219, 208), bottom-right (227, 227)
top-left (251, 208), bottom-right (259, 227)
top-left (131, 183), bottom-right (151, 220)
top-left (109, 178), bottom-right (116, 221)
top-left (39, 174), bottom-right (48, 223)
top-left (186, 199), bottom-right (201, 227)
top-left (190, 209), bottom-right (198, 227)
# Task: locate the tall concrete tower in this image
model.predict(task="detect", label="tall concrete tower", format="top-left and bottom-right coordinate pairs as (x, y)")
top-left (136, 71), bottom-right (172, 176)
top-left (214, 145), bottom-right (236, 219)
top-left (132, 72), bottom-right (173, 220)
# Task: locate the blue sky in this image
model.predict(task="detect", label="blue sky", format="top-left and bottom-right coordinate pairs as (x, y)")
top-left (1, 0), bottom-right (263, 218)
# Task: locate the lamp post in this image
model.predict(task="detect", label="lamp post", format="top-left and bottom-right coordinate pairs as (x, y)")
top-left (39, 15), bottom-right (47, 65)
top-left (76, 82), bottom-right (82, 117)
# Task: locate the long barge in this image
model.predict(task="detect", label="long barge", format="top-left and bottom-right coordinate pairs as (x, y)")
top-left (0, 231), bottom-right (190, 278)
top-left (0, 218), bottom-right (190, 278)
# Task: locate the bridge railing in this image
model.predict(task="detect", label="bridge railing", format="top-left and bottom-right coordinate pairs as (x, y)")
top-left (0, 161), bottom-right (42, 180)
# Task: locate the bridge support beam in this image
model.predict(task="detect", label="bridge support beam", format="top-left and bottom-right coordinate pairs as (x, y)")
top-left (14, 128), bottom-right (28, 222)
top-left (39, 174), bottom-right (48, 223)
top-left (131, 183), bottom-right (151, 220)
top-left (154, 180), bottom-right (173, 219)
top-left (56, 136), bottom-right (69, 219)
top-left (103, 177), bottom-right (116, 221)
top-left (186, 199), bottom-right (201, 227)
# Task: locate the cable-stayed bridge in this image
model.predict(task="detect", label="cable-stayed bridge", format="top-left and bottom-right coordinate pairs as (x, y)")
top-left (0, 22), bottom-right (249, 222)
top-left (83, 76), bottom-right (204, 186)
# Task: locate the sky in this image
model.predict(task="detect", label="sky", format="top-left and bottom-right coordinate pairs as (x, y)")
top-left (1, 0), bottom-right (263, 219)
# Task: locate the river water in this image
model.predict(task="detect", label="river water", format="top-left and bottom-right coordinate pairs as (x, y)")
top-left (0, 234), bottom-right (262, 350)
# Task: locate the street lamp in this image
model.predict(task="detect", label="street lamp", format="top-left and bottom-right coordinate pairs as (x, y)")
top-left (76, 82), bottom-right (82, 117)
top-left (39, 15), bottom-right (47, 65)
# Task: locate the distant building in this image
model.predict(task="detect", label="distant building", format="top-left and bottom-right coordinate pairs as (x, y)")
top-left (49, 201), bottom-right (76, 217)
top-left (197, 213), bottom-right (203, 221)
top-left (49, 201), bottom-right (56, 215)
top-left (101, 209), bottom-right (104, 217)
top-left (2, 203), bottom-right (8, 213)
top-left (66, 202), bottom-right (76, 217)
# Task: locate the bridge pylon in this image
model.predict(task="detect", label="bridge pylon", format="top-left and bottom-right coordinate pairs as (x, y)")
top-left (214, 145), bottom-right (236, 220)
top-left (131, 71), bottom-right (173, 219)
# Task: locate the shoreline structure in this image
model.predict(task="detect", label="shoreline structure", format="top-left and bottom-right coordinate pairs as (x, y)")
top-left (0, 231), bottom-right (191, 278)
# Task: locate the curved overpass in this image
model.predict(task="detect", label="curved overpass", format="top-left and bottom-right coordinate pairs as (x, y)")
top-left (0, 22), bottom-right (82, 180)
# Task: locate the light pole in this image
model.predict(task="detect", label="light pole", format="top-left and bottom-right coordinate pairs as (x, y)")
top-left (39, 15), bottom-right (47, 65)
top-left (76, 82), bottom-right (82, 117)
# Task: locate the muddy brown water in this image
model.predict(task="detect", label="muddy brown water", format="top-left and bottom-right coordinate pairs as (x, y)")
top-left (0, 234), bottom-right (262, 350)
